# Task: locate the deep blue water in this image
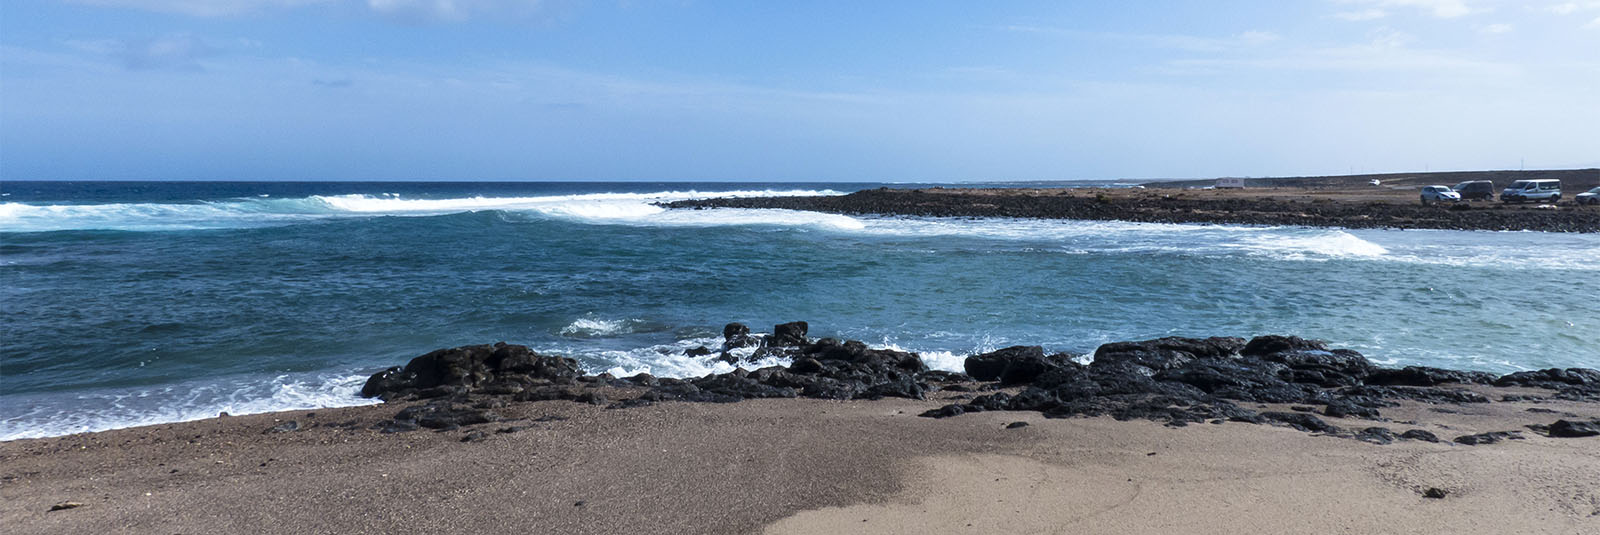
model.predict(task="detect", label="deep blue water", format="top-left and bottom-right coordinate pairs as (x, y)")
top-left (2, 181), bottom-right (1597, 439)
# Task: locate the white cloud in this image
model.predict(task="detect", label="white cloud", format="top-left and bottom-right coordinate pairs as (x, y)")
top-left (1334, 9), bottom-right (1389, 20)
top-left (1587, 15), bottom-right (1600, 28)
top-left (1237, 30), bottom-right (1282, 45)
top-left (1367, 27), bottom-right (1417, 48)
top-left (1477, 23), bottom-right (1513, 33)
top-left (997, 26), bottom-right (1285, 52)
top-left (1334, 0), bottom-right (1484, 19)
top-left (1155, 24), bottom-right (1523, 80)
top-left (61, 0), bottom-right (545, 21)
top-left (1547, 1), bottom-right (1600, 15)
top-left (63, 0), bottom-right (332, 17)
top-left (365, 0), bottom-right (544, 23)
top-left (65, 34), bottom-right (218, 71)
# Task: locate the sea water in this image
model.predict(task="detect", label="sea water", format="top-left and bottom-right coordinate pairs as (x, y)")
top-left (2, 181), bottom-right (1596, 439)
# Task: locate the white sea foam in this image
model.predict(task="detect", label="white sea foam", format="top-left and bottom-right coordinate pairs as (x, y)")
top-left (574, 334), bottom-right (987, 379)
top-left (0, 189), bottom-right (845, 232)
top-left (6, 190), bottom-right (1595, 271)
top-left (1227, 230), bottom-right (1389, 259)
top-left (582, 336), bottom-right (773, 378)
top-left (559, 318), bottom-right (642, 338)
top-left (847, 216), bottom-right (1599, 270)
top-left (0, 372), bottom-right (379, 441)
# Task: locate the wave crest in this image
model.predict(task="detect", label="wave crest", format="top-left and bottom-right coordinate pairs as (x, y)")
top-left (0, 189), bottom-right (846, 232)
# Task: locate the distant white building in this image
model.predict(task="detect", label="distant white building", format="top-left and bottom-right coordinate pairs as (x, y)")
top-left (1215, 177), bottom-right (1246, 189)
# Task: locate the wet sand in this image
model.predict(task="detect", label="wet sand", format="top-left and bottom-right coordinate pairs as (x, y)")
top-left (5, 392), bottom-right (1598, 534)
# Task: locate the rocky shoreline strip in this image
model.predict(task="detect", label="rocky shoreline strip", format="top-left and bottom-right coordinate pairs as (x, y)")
top-left (659, 188), bottom-right (1600, 232)
top-left (358, 321), bottom-right (1600, 445)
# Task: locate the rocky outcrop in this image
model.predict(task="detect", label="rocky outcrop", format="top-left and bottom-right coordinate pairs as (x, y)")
top-left (361, 326), bottom-right (957, 431)
top-left (919, 333), bottom-right (1592, 443)
top-left (1365, 366), bottom-right (1497, 387)
top-left (359, 323), bottom-right (1599, 444)
top-left (360, 342), bottom-right (584, 401)
top-left (1453, 431), bottom-right (1523, 445)
top-left (658, 188), bottom-right (1600, 233)
top-left (1544, 419), bottom-right (1600, 438)
top-left (1493, 368), bottom-right (1600, 401)
top-left (964, 346), bottom-right (1078, 385)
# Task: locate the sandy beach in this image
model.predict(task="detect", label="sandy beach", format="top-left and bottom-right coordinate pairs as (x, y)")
top-left (8, 2), bottom-right (1600, 534)
top-left (5, 385), bottom-right (1598, 534)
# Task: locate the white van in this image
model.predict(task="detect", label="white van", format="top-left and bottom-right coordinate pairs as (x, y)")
top-left (1500, 179), bottom-right (1561, 203)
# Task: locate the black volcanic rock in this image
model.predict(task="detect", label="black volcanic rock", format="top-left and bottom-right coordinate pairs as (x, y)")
top-left (1323, 399), bottom-right (1382, 419)
top-left (964, 346), bottom-right (1078, 385)
top-left (391, 400), bottom-right (500, 430)
top-left (356, 323), bottom-right (1600, 444)
top-left (1354, 427), bottom-right (1397, 444)
top-left (361, 343), bottom-right (583, 401)
top-left (1494, 368), bottom-right (1600, 387)
top-left (1547, 419), bottom-right (1600, 438)
top-left (1335, 385), bottom-right (1489, 404)
top-left (656, 187), bottom-right (1600, 233)
top-left (1261, 411), bottom-right (1340, 434)
top-left (1093, 336), bottom-right (1245, 371)
top-left (722, 323), bottom-right (754, 346)
top-left (1366, 366), bottom-right (1496, 387)
top-left (769, 321), bottom-right (810, 347)
top-left (1154, 359), bottom-right (1314, 403)
top-left (966, 346), bottom-right (1040, 381)
top-left (1400, 429), bottom-right (1440, 442)
top-left (1240, 335), bottom-right (1327, 357)
top-left (1453, 431), bottom-right (1522, 445)
top-left (689, 373), bottom-right (797, 400)
top-left (1261, 349), bottom-right (1374, 387)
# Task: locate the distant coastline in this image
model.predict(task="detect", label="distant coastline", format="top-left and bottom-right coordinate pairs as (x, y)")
top-left (664, 180), bottom-right (1600, 233)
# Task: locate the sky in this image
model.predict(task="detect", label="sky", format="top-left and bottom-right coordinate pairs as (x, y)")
top-left (1, 0), bottom-right (1597, 181)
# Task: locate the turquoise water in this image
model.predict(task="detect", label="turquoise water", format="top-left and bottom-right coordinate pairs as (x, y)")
top-left (2, 181), bottom-right (1597, 439)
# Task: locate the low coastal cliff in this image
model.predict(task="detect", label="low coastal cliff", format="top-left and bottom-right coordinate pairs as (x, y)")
top-left (661, 188), bottom-right (1600, 232)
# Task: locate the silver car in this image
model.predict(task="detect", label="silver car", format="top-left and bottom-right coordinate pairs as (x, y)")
top-left (1420, 185), bottom-right (1460, 205)
top-left (1577, 186), bottom-right (1600, 206)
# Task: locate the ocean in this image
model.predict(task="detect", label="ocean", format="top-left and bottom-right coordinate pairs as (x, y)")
top-left (2, 181), bottom-right (1596, 440)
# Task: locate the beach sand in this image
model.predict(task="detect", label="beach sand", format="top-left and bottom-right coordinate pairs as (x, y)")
top-left (4, 391), bottom-right (1597, 534)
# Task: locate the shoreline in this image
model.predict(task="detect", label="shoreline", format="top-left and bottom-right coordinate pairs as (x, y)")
top-left (661, 187), bottom-right (1600, 232)
top-left (6, 326), bottom-right (1598, 533)
top-left (6, 395), bottom-right (1599, 534)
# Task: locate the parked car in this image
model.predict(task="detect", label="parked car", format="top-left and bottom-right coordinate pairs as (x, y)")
top-left (1500, 179), bottom-right (1561, 203)
top-left (1577, 186), bottom-right (1600, 206)
top-left (1451, 180), bottom-right (1495, 201)
top-left (1420, 185), bottom-right (1460, 205)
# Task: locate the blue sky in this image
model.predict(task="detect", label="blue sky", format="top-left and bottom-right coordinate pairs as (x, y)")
top-left (2, 0), bottom-right (1597, 181)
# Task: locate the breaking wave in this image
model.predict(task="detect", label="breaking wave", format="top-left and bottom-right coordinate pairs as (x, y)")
top-left (0, 189), bottom-right (847, 232)
top-left (0, 372), bottom-right (379, 441)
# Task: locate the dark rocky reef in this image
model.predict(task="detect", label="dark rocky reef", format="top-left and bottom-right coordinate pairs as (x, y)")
top-left (362, 322), bottom-right (965, 430)
top-left (922, 333), bottom-right (1600, 443)
top-left (360, 322), bottom-right (1600, 443)
top-left (659, 188), bottom-right (1600, 233)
